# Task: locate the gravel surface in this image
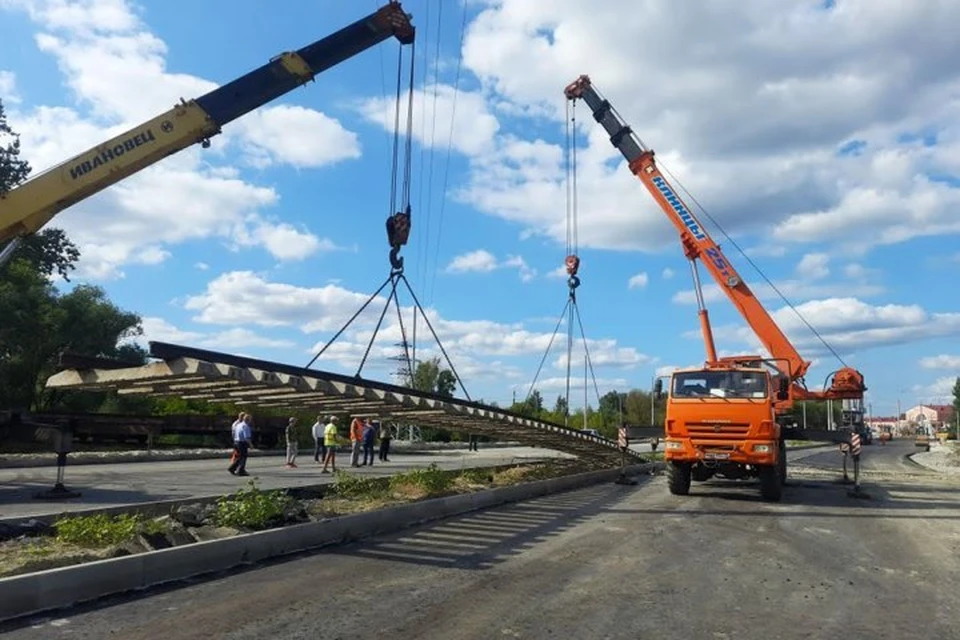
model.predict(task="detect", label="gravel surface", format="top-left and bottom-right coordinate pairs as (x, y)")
top-left (910, 441), bottom-right (960, 475)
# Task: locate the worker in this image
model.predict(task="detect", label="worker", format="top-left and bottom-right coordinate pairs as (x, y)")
top-left (284, 417), bottom-right (299, 468)
top-left (320, 416), bottom-right (340, 474)
top-left (349, 416), bottom-right (364, 467)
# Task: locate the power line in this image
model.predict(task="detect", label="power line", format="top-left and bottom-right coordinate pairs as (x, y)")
top-left (427, 0), bottom-right (468, 306)
top-left (420, 0), bottom-right (444, 294)
top-left (657, 162), bottom-right (848, 369)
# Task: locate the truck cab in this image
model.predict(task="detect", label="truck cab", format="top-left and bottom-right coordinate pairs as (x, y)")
top-left (663, 366), bottom-right (787, 501)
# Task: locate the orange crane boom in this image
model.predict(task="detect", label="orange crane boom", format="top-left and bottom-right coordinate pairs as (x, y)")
top-left (563, 75), bottom-right (865, 404)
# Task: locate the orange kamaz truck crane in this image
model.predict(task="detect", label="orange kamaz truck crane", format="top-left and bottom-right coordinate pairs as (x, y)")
top-left (0, 2), bottom-right (415, 269)
top-left (564, 75), bottom-right (866, 501)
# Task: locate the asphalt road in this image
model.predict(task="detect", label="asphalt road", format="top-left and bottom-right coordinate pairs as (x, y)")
top-left (789, 438), bottom-right (932, 476)
top-left (5, 447), bottom-right (959, 639)
top-left (0, 447), bottom-right (574, 520)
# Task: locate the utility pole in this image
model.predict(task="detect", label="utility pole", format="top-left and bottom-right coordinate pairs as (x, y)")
top-left (896, 397), bottom-right (901, 435)
top-left (650, 375), bottom-right (656, 425)
top-left (616, 390), bottom-right (623, 427)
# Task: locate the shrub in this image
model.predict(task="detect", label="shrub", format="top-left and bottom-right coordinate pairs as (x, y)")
top-left (389, 463), bottom-right (453, 495)
top-left (54, 513), bottom-right (148, 548)
top-left (331, 471), bottom-right (386, 499)
top-left (213, 480), bottom-right (295, 530)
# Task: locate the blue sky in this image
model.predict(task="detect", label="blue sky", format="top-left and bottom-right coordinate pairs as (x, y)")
top-left (1, 0), bottom-right (959, 417)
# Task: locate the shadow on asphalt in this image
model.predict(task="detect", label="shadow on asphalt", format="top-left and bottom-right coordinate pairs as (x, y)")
top-left (605, 474), bottom-right (960, 519)
top-left (326, 482), bottom-right (636, 570)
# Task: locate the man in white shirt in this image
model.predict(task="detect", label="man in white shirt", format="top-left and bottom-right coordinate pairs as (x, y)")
top-left (228, 413), bottom-right (252, 476)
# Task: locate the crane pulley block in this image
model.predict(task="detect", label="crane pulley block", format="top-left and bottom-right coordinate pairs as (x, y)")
top-left (386, 209), bottom-right (411, 249)
top-left (565, 254), bottom-right (580, 276)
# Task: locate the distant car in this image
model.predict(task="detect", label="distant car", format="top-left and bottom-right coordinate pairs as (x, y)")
top-left (582, 429), bottom-right (600, 438)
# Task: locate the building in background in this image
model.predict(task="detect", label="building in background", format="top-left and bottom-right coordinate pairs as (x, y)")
top-left (904, 404), bottom-right (955, 430)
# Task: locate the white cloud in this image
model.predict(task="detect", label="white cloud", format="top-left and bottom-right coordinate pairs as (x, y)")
top-left (194, 261), bottom-right (209, 270)
top-left (447, 0), bottom-right (960, 255)
top-left (234, 105), bottom-right (360, 169)
top-left (705, 298), bottom-right (960, 359)
top-left (912, 376), bottom-right (957, 402)
top-left (356, 84), bottom-right (499, 156)
top-left (182, 270), bottom-right (652, 376)
top-left (745, 245), bottom-right (787, 258)
top-left (503, 255), bottom-right (536, 282)
top-left (2, 0), bottom-right (364, 279)
top-left (446, 249), bottom-right (498, 273)
top-left (627, 272), bottom-right (649, 289)
top-left (795, 253), bottom-right (829, 280)
top-left (445, 249), bottom-right (537, 281)
top-left (920, 355), bottom-right (960, 370)
top-left (514, 376), bottom-right (632, 396)
top-left (671, 275), bottom-right (886, 306)
top-left (0, 70), bottom-right (19, 104)
top-left (655, 365), bottom-right (681, 378)
top-left (661, 267), bottom-right (675, 280)
top-left (843, 263), bottom-right (871, 279)
top-left (229, 221), bottom-right (339, 261)
top-left (138, 316), bottom-right (295, 351)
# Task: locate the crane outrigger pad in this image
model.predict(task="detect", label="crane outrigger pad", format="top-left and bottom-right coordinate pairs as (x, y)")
top-left (45, 342), bottom-right (648, 466)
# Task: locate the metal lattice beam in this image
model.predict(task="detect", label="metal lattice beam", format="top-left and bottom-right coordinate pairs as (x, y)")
top-left (44, 342), bottom-right (649, 464)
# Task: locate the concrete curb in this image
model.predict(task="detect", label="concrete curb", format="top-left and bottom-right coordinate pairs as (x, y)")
top-left (0, 461), bottom-right (661, 623)
top-left (0, 442), bottom-right (528, 469)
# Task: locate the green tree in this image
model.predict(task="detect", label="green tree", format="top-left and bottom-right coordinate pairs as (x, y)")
top-left (15, 229), bottom-right (81, 281)
top-left (549, 394), bottom-right (569, 423)
top-left (407, 356), bottom-right (458, 397)
top-left (0, 102), bottom-right (143, 411)
top-left (409, 357), bottom-right (440, 393)
top-left (0, 98), bottom-right (80, 279)
top-left (783, 401), bottom-right (842, 429)
top-left (436, 369), bottom-right (456, 397)
top-left (0, 259), bottom-right (64, 409)
top-left (510, 389), bottom-right (544, 418)
top-left (0, 98), bottom-right (30, 194)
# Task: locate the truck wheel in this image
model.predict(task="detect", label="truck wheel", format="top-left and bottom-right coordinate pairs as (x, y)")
top-left (667, 461), bottom-right (691, 496)
top-left (759, 465), bottom-right (782, 502)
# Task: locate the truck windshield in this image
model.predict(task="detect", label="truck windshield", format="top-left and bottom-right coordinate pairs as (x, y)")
top-left (671, 370), bottom-right (768, 399)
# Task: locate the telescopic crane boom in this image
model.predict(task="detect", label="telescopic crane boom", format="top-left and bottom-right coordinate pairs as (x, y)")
top-left (563, 75), bottom-right (865, 405)
top-left (0, 2), bottom-right (415, 268)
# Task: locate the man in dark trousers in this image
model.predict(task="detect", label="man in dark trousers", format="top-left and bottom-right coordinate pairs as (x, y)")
top-left (228, 413), bottom-right (252, 476)
top-left (378, 421), bottom-right (393, 462)
top-left (361, 418), bottom-right (376, 466)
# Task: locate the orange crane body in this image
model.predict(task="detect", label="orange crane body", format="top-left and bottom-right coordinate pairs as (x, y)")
top-left (564, 75), bottom-right (866, 501)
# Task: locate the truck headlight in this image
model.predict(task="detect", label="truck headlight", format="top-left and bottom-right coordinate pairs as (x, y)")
top-left (754, 444), bottom-right (772, 453)
top-left (666, 441), bottom-right (684, 450)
